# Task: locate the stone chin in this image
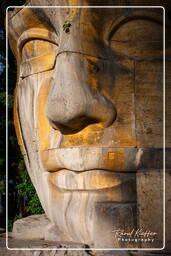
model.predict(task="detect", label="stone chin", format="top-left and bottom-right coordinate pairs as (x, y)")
top-left (35, 147), bottom-right (136, 247)
top-left (40, 166), bottom-right (136, 247)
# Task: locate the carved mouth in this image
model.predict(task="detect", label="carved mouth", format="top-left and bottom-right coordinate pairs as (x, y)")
top-left (40, 146), bottom-right (134, 173)
top-left (47, 169), bottom-right (135, 191)
top-left (40, 147), bottom-right (162, 176)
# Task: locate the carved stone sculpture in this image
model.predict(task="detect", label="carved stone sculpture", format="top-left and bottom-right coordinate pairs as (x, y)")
top-left (7, 0), bottom-right (171, 249)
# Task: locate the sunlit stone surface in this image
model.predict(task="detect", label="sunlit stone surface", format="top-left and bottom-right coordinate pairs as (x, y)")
top-left (7, 0), bottom-right (171, 251)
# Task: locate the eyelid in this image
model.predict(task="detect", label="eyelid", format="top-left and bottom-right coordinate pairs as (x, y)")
top-left (18, 28), bottom-right (58, 54)
top-left (20, 52), bottom-right (57, 78)
top-left (107, 10), bottom-right (163, 41)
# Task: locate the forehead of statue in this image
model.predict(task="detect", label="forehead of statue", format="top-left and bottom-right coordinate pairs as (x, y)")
top-left (10, 7), bottom-right (163, 33)
top-left (8, 6), bottom-right (163, 59)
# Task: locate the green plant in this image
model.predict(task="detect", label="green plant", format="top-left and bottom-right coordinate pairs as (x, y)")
top-left (8, 159), bottom-right (44, 231)
top-left (63, 21), bottom-right (71, 33)
top-left (8, 214), bottom-right (20, 232)
top-left (16, 159), bottom-right (44, 215)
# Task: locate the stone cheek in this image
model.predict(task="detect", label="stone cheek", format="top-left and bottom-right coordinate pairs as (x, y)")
top-left (7, 1), bottom-right (170, 249)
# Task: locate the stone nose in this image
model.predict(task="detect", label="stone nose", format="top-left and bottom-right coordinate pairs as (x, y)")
top-left (46, 52), bottom-right (116, 134)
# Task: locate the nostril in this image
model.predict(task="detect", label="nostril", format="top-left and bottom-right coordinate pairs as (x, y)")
top-left (48, 115), bottom-right (101, 135)
top-left (46, 53), bottom-right (117, 134)
top-left (46, 90), bottom-right (117, 134)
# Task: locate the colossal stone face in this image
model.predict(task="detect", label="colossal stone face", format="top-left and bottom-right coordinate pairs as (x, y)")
top-left (8, 0), bottom-right (165, 248)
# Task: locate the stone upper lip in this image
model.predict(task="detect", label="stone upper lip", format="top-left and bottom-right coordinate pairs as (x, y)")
top-left (40, 146), bottom-right (137, 173)
top-left (47, 169), bottom-right (136, 191)
top-left (40, 147), bottom-right (164, 173)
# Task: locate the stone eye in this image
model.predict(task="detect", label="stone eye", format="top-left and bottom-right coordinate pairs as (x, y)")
top-left (110, 19), bottom-right (163, 58)
top-left (20, 40), bottom-right (58, 78)
top-left (22, 40), bottom-right (58, 61)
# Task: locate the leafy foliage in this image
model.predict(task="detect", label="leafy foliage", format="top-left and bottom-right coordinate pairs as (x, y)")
top-left (15, 160), bottom-right (44, 215)
top-left (8, 158), bottom-right (44, 231)
top-left (8, 214), bottom-right (20, 232)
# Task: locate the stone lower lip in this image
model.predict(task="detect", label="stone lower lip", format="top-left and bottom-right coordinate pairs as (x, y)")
top-left (48, 169), bottom-right (132, 191)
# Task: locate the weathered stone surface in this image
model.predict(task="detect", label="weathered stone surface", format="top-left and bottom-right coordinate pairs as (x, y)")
top-left (0, 235), bottom-right (171, 256)
top-left (165, 170), bottom-right (171, 248)
top-left (135, 61), bottom-right (163, 148)
top-left (92, 202), bottom-right (137, 248)
top-left (7, 0), bottom-right (169, 250)
top-left (166, 62), bottom-right (171, 148)
top-left (0, 235), bottom-right (94, 255)
top-left (136, 169), bottom-right (163, 248)
top-left (12, 214), bottom-right (51, 240)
